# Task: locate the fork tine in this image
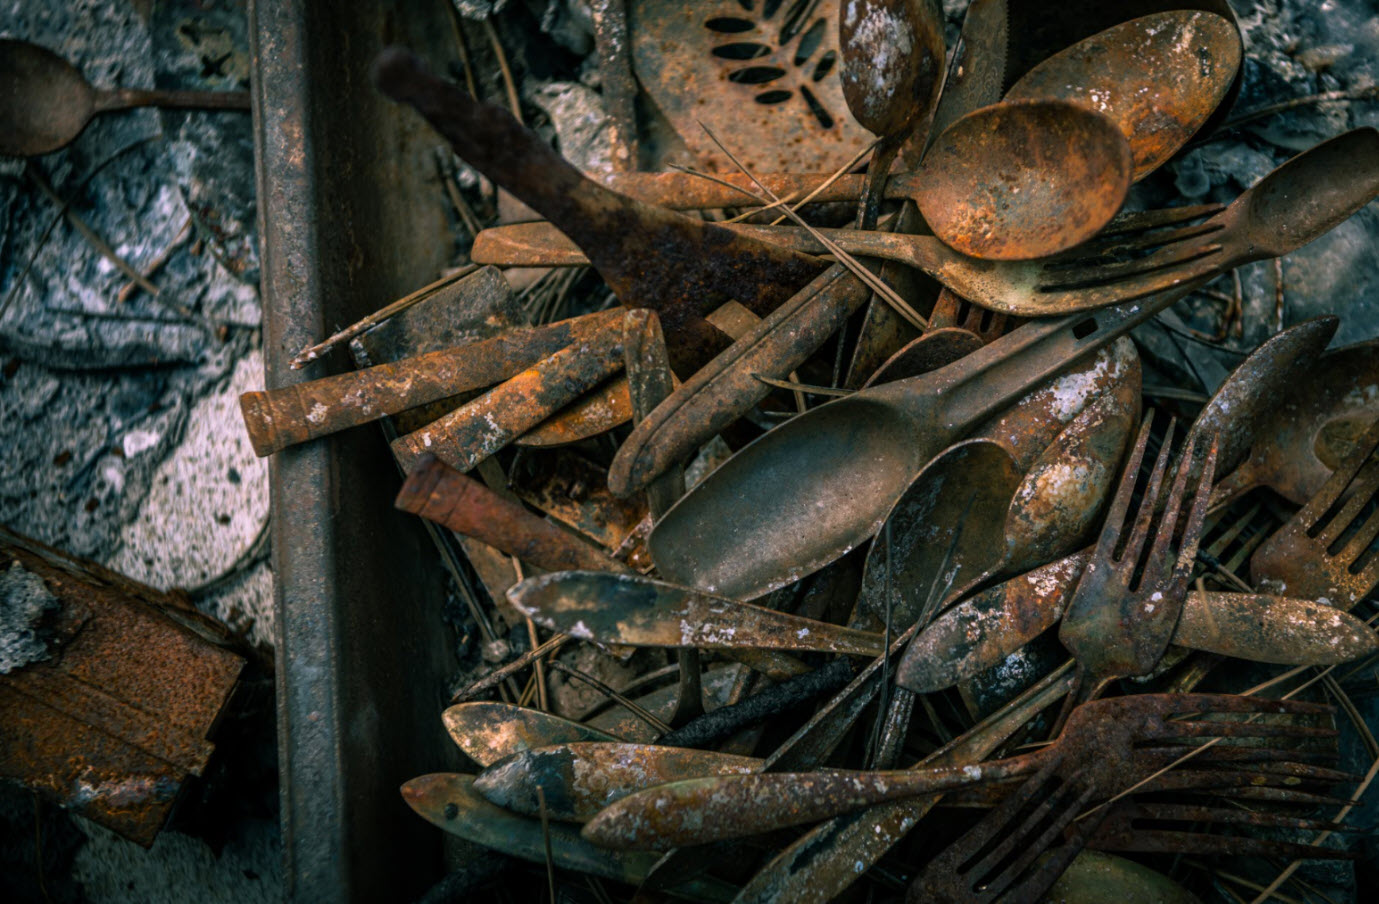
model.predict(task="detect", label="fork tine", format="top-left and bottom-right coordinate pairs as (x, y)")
top-left (1339, 494), bottom-right (1379, 566)
top-left (1092, 415), bottom-right (1156, 561)
top-left (1163, 437), bottom-right (1217, 586)
top-left (1039, 239), bottom-right (1222, 292)
top-left (1127, 802), bottom-right (1347, 833)
top-left (1135, 743), bottom-right (1338, 767)
top-left (911, 764), bottom-right (1069, 903)
top-left (1209, 786), bottom-right (1354, 807)
top-left (979, 782), bottom-right (1098, 901)
top-left (1161, 720), bottom-right (1338, 741)
top-left (1137, 427), bottom-right (1196, 587)
top-left (1100, 830), bottom-right (1357, 860)
top-left (1317, 455), bottom-right (1379, 549)
top-left (1053, 219), bottom-right (1225, 266)
top-left (1035, 258), bottom-right (1222, 313)
top-left (1096, 203), bottom-right (1226, 237)
top-left (1120, 418), bottom-right (1177, 570)
top-left (1134, 693), bottom-right (1334, 718)
top-left (1298, 417), bottom-right (1379, 530)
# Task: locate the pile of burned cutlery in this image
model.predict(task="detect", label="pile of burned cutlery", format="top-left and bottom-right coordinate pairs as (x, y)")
top-left (242, 2), bottom-right (1379, 901)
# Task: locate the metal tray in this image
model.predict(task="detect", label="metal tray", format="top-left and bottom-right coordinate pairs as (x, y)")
top-left (249, 1), bottom-right (465, 899)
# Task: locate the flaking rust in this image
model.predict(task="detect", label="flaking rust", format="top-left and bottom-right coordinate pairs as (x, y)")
top-left (0, 526), bottom-right (243, 846)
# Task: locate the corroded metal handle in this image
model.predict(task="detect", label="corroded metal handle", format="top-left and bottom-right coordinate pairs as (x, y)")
top-left (239, 310), bottom-right (621, 456)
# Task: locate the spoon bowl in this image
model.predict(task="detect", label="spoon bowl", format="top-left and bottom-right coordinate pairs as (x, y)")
top-left (914, 100), bottom-right (1133, 260)
top-left (1006, 11), bottom-right (1241, 180)
top-left (0, 38), bottom-right (250, 157)
top-left (0, 39), bottom-right (96, 156)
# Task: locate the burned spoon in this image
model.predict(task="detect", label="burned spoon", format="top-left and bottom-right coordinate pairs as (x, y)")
top-left (475, 742), bottom-right (760, 822)
top-left (898, 549), bottom-right (1379, 693)
top-left (1005, 10), bottom-right (1242, 181)
top-left (1185, 316), bottom-right (1340, 493)
top-left (401, 774), bottom-right (736, 900)
top-left (1213, 337), bottom-right (1379, 509)
top-left (443, 702), bottom-right (625, 768)
top-left (0, 38), bottom-right (250, 157)
top-left (648, 276), bottom-right (1212, 601)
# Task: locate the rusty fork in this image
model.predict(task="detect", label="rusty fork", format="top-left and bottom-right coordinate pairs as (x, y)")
top-left (1090, 796), bottom-right (1358, 861)
top-left (1250, 415), bottom-right (1379, 609)
top-left (578, 693), bottom-right (1332, 851)
top-left (907, 693), bottom-right (1340, 904)
top-left (1057, 414), bottom-right (1218, 715)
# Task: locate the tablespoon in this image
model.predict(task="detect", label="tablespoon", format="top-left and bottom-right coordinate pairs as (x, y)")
top-left (840, 0), bottom-right (946, 228)
top-left (647, 278), bottom-right (1208, 600)
top-left (1212, 338), bottom-right (1379, 509)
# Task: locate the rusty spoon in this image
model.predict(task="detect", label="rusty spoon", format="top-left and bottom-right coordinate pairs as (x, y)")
top-left (840, 0), bottom-right (946, 229)
top-left (1004, 10), bottom-right (1241, 181)
top-left (0, 39), bottom-right (250, 157)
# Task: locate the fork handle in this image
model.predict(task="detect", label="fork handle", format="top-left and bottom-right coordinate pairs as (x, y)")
top-left (582, 749), bottom-right (1052, 850)
top-left (929, 278), bottom-right (1212, 434)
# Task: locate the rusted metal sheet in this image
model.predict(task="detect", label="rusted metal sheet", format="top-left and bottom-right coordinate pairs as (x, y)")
top-left (629, 0), bottom-right (871, 175)
top-left (516, 376), bottom-right (634, 447)
top-left (241, 309), bottom-right (623, 456)
top-left (0, 527), bottom-right (243, 847)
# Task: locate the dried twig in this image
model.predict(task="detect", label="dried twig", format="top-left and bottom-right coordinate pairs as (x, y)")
top-left (548, 660), bottom-right (672, 735)
top-left (1219, 86), bottom-right (1379, 131)
top-left (482, 17), bottom-right (523, 126)
top-left (25, 163), bottom-right (159, 297)
top-left (289, 265), bottom-right (478, 369)
top-left (118, 216), bottom-right (192, 304)
top-left (450, 634), bottom-right (569, 703)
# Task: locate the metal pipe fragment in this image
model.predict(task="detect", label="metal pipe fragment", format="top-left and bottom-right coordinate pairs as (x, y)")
top-left (396, 455), bottom-right (632, 575)
top-left (391, 325), bottom-right (626, 471)
top-left (240, 310), bottom-right (622, 456)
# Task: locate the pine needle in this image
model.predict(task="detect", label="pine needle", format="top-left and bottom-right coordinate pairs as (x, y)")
top-left (695, 121), bottom-right (928, 331)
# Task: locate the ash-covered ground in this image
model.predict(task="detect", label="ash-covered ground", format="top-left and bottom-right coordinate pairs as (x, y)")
top-left (2, 0), bottom-right (1378, 901)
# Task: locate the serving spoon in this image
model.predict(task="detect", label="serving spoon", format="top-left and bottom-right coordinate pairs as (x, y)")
top-left (0, 39), bottom-right (250, 156)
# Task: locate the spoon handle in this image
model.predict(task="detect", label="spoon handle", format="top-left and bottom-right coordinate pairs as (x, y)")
top-left (93, 88), bottom-right (250, 113)
top-left (923, 278), bottom-right (1211, 434)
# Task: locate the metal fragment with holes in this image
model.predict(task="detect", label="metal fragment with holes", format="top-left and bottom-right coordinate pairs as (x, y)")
top-left (630, 0), bottom-right (870, 174)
